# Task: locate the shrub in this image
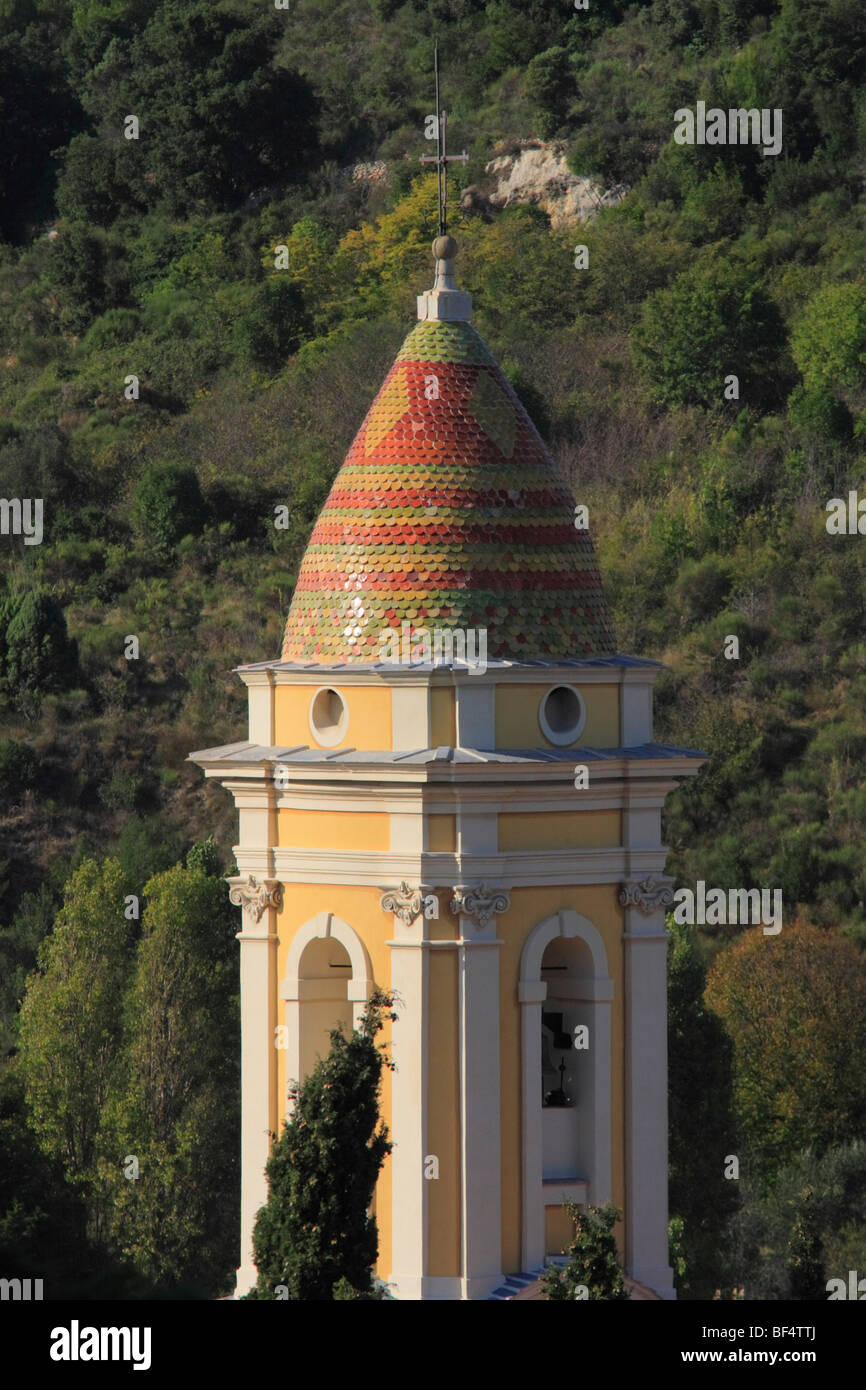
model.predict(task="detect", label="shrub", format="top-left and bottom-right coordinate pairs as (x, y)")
top-left (132, 463), bottom-right (208, 557)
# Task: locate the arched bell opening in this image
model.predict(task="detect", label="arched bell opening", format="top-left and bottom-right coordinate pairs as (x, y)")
top-left (519, 909), bottom-right (614, 1270)
top-left (297, 934), bottom-right (353, 1083)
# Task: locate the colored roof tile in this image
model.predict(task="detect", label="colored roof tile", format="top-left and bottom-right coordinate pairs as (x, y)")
top-left (282, 316), bottom-right (616, 662)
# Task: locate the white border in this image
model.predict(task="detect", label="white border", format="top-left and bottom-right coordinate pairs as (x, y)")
top-left (308, 687), bottom-right (349, 747)
top-left (538, 684), bottom-right (587, 746)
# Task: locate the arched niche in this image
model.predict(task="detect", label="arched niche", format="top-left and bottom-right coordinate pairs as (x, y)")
top-left (280, 912), bottom-right (375, 1117)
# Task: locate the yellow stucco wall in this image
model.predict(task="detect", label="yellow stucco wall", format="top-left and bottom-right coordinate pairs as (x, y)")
top-left (546, 1204), bottom-right (577, 1257)
top-left (498, 884), bottom-right (625, 1276)
top-left (266, 876), bottom-right (625, 1288)
top-left (498, 810), bottom-right (621, 851)
top-left (278, 808), bottom-right (390, 851)
top-left (427, 814), bottom-right (456, 852)
top-left (495, 683), bottom-right (619, 749)
top-left (430, 687), bottom-right (456, 746)
top-left (274, 683), bottom-right (393, 750)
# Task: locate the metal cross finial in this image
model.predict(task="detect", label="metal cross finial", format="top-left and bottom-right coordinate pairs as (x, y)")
top-left (419, 40), bottom-right (468, 238)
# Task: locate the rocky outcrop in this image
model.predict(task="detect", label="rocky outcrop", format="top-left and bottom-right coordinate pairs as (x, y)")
top-left (463, 140), bottom-right (627, 229)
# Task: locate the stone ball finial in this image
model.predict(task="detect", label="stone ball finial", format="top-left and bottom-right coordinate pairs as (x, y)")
top-left (432, 234), bottom-right (458, 261)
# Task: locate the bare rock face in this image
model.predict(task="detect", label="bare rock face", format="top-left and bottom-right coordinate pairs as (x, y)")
top-left (484, 140), bottom-right (627, 229)
top-left (341, 160), bottom-right (390, 187)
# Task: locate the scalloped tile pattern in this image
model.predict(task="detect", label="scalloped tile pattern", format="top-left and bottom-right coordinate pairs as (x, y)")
top-left (282, 319), bottom-right (616, 662)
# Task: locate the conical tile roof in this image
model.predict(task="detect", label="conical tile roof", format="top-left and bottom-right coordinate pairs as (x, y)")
top-left (282, 255), bottom-right (615, 663)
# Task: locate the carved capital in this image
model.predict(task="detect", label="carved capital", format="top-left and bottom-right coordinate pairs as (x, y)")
top-left (379, 881), bottom-right (425, 927)
top-left (227, 874), bottom-right (283, 922)
top-left (450, 882), bottom-right (510, 929)
top-left (619, 875), bottom-right (674, 915)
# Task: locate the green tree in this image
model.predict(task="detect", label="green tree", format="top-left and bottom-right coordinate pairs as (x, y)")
top-left (2, 590), bottom-right (78, 718)
top-left (114, 812), bottom-right (183, 896)
top-left (787, 1190), bottom-right (826, 1300)
top-left (787, 383), bottom-right (852, 440)
top-left (731, 1143), bottom-right (866, 1299)
top-left (50, 221), bottom-right (130, 332)
top-left (131, 462), bottom-right (208, 558)
top-left (0, 882), bottom-right (55, 1055)
top-left (58, 4), bottom-right (318, 222)
top-left (185, 834), bottom-right (225, 878)
top-left (705, 923), bottom-right (866, 1180)
top-left (0, 739), bottom-right (37, 800)
top-left (234, 278), bottom-right (309, 370)
top-left (790, 281), bottom-right (866, 395)
top-left (632, 256), bottom-right (786, 409)
top-left (16, 858), bottom-right (133, 1240)
top-left (668, 918), bottom-right (738, 1297)
top-left (525, 46), bottom-right (574, 139)
top-left (0, 19), bottom-right (80, 242)
top-left (542, 1202), bottom-right (628, 1300)
top-left (248, 988), bottom-right (395, 1300)
top-left (108, 860), bottom-right (240, 1293)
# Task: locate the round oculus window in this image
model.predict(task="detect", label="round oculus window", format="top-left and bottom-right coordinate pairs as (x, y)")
top-left (309, 687), bottom-right (348, 747)
top-left (538, 684), bottom-right (585, 746)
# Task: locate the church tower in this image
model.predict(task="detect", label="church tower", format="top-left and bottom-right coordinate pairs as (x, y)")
top-left (190, 234), bottom-right (704, 1301)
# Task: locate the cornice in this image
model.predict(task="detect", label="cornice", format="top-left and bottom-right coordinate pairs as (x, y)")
top-left (234, 661), bottom-right (662, 690)
top-left (269, 845), bottom-right (670, 887)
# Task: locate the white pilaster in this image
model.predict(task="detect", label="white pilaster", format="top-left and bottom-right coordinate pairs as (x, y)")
top-left (455, 910), bottom-right (504, 1299)
top-left (391, 683), bottom-right (431, 750)
top-left (519, 977), bottom-right (547, 1269)
top-left (386, 911), bottom-right (429, 1300)
top-left (620, 678), bottom-right (653, 746)
top-left (240, 669), bottom-right (275, 745)
top-left (624, 910), bottom-right (675, 1299)
top-left (454, 682), bottom-right (495, 749)
top-left (234, 901), bottom-right (278, 1297)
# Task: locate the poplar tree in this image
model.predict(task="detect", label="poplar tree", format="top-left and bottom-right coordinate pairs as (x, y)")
top-left (249, 989), bottom-right (395, 1300)
top-left (108, 850), bottom-right (240, 1294)
top-left (16, 858), bottom-right (133, 1242)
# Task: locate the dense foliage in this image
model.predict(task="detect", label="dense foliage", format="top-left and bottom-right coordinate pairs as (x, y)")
top-left (542, 1202), bottom-right (629, 1301)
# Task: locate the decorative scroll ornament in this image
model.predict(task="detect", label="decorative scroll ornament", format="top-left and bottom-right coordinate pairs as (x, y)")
top-left (450, 882), bottom-right (510, 929)
top-left (228, 875), bottom-right (283, 923)
top-left (380, 881), bottom-right (425, 927)
top-left (618, 876), bottom-right (674, 915)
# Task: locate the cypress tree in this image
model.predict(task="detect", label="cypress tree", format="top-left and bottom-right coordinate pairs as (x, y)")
top-left (249, 988), bottom-right (395, 1300)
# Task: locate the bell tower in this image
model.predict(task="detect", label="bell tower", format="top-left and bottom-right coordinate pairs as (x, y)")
top-left (190, 235), bottom-right (704, 1300)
